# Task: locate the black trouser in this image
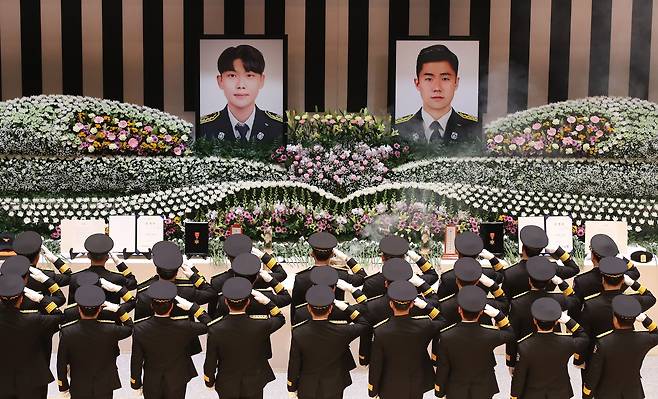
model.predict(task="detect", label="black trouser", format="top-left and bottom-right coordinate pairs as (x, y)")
top-left (223, 392), bottom-right (263, 399)
top-left (72, 394), bottom-right (113, 399)
top-left (144, 384), bottom-right (186, 399)
top-left (0, 385), bottom-right (47, 399)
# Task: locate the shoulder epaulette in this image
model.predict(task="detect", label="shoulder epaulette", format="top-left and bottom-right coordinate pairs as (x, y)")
top-left (208, 316), bottom-right (224, 326)
top-left (440, 323), bottom-right (457, 333)
top-left (135, 316), bottom-right (152, 324)
top-left (292, 320), bottom-right (308, 329)
top-left (585, 292), bottom-right (601, 301)
top-left (439, 293), bottom-right (456, 302)
top-left (60, 320), bottom-right (78, 328)
top-left (265, 110), bottom-right (283, 123)
top-left (250, 314), bottom-right (269, 320)
top-left (412, 315), bottom-right (430, 319)
top-left (171, 315), bottom-right (189, 320)
top-left (374, 318), bottom-right (389, 328)
top-left (395, 114), bottom-right (414, 124)
top-left (97, 319), bottom-right (115, 324)
top-left (330, 320), bottom-right (347, 324)
top-left (513, 291), bottom-right (530, 300)
top-left (64, 303), bottom-right (78, 310)
top-left (518, 332), bottom-right (534, 343)
top-left (597, 330), bottom-right (613, 339)
top-left (366, 294), bottom-right (384, 302)
top-left (175, 283), bottom-right (194, 287)
top-left (137, 285), bottom-right (151, 293)
top-left (480, 324), bottom-right (499, 330)
top-left (457, 111), bottom-right (478, 122)
top-left (201, 112), bottom-right (219, 124)
top-left (20, 309), bottom-right (38, 313)
top-left (295, 302), bottom-right (308, 309)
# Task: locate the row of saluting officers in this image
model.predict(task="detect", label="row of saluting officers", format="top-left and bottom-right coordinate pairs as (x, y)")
top-left (0, 227), bottom-right (656, 399)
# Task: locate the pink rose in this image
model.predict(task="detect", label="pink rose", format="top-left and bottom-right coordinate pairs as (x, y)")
top-left (512, 136), bottom-right (526, 146)
top-left (547, 128), bottom-right (557, 136)
top-left (590, 116), bottom-right (600, 123)
top-left (118, 120), bottom-right (128, 128)
top-left (595, 130), bottom-right (604, 137)
top-left (164, 134), bottom-right (172, 142)
top-left (144, 126), bottom-right (153, 133)
top-left (173, 146), bottom-right (183, 156)
top-left (567, 116), bottom-right (576, 124)
top-left (533, 141), bottom-right (545, 150)
top-left (575, 124), bottom-right (584, 132)
top-left (532, 123), bottom-right (541, 130)
top-left (493, 134), bottom-right (504, 143)
top-left (107, 132), bottom-right (116, 141)
top-left (128, 138), bottom-right (139, 148)
top-left (93, 116), bottom-right (104, 124)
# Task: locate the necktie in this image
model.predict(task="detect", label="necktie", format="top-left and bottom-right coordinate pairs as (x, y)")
top-left (429, 121), bottom-right (443, 143)
top-left (235, 124), bottom-right (250, 143)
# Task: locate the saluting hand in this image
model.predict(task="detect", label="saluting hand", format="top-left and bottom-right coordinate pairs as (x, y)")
top-left (251, 290), bottom-right (272, 305)
top-left (57, 391), bottom-right (71, 399)
top-left (29, 267), bottom-right (49, 283)
top-left (408, 274), bottom-right (425, 288)
top-left (175, 296), bottom-right (194, 311)
top-left (288, 391), bottom-right (299, 398)
top-left (332, 248), bottom-right (349, 261)
top-left (483, 304), bottom-right (500, 318)
top-left (251, 247), bottom-right (265, 258)
top-left (336, 279), bottom-right (355, 293)
top-left (102, 301), bottom-right (120, 313)
top-left (259, 269), bottom-right (274, 283)
top-left (478, 273), bottom-right (495, 288)
top-left (333, 299), bottom-right (349, 311)
top-left (413, 297), bottom-right (428, 309)
top-left (544, 242), bottom-right (560, 254)
top-left (180, 264), bottom-right (195, 279)
top-left (623, 274), bottom-right (636, 287)
top-left (23, 287), bottom-right (44, 303)
top-left (109, 252), bottom-right (122, 266)
top-left (99, 278), bottom-right (122, 293)
top-left (406, 250), bottom-right (421, 262)
top-left (40, 245), bottom-right (58, 263)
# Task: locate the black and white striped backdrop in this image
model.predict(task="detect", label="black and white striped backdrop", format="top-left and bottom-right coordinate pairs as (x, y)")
top-left (0, 0), bottom-right (656, 125)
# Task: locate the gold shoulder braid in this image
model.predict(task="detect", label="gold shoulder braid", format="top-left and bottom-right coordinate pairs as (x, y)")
top-left (395, 114), bottom-right (414, 124)
top-left (457, 111), bottom-right (478, 122)
top-left (265, 111), bottom-right (284, 123)
top-left (201, 112), bottom-right (219, 124)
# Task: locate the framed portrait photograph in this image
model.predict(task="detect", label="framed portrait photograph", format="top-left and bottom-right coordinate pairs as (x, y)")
top-left (198, 35), bottom-right (287, 146)
top-left (391, 39), bottom-right (480, 148)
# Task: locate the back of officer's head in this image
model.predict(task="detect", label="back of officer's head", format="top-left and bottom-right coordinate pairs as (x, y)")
top-left (217, 45), bottom-right (265, 74)
top-left (416, 44), bottom-right (459, 77)
top-left (151, 299), bottom-right (173, 315)
top-left (156, 267), bottom-right (178, 281)
top-left (522, 245), bottom-right (543, 257)
top-left (0, 274), bottom-right (25, 308)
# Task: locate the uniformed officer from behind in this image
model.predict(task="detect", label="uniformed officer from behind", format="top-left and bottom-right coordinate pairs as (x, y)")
top-left (0, 255), bottom-right (66, 308)
top-left (434, 285), bottom-right (515, 399)
top-left (130, 280), bottom-right (212, 399)
top-left (57, 285), bottom-right (133, 399)
top-left (287, 285), bottom-right (369, 399)
top-left (582, 295), bottom-right (658, 398)
top-left (367, 281), bottom-right (445, 399)
top-left (510, 297), bottom-right (589, 399)
top-left (0, 274), bottom-right (63, 399)
top-left (437, 231), bottom-right (507, 298)
top-left (204, 277), bottom-right (286, 399)
top-left (503, 225), bottom-right (580, 299)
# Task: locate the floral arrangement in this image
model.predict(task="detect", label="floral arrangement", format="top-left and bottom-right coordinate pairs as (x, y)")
top-left (73, 112), bottom-right (189, 155)
top-left (486, 114), bottom-right (613, 157)
top-left (271, 143), bottom-right (410, 196)
top-left (286, 109), bottom-right (396, 146)
top-left (0, 95), bottom-right (192, 156)
top-left (485, 97), bottom-right (658, 158)
top-left (391, 157), bottom-right (658, 199)
top-left (0, 156), bottom-right (286, 195)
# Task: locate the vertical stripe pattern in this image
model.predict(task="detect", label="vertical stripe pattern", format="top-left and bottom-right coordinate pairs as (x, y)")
top-left (0, 0), bottom-right (655, 127)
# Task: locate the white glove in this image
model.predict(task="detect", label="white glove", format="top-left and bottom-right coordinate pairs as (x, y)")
top-left (407, 250), bottom-right (421, 262)
top-left (336, 279), bottom-right (355, 293)
top-left (483, 304), bottom-right (500, 318)
top-left (636, 313), bottom-right (648, 323)
top-left (413, 297), bottom-right (428, 309)
top-left (332, 248), bottom-right (349, 261)
top-left (408, 274), bottom-right (425, 288)
top-left (288, 392), bottom-right (298, 399)
top-left (103, 301), bottom-right (120, 313)
top-left (175, 296), bottom-right (193, 311)
top-left (251, 247), bottom-right (265, 258)
top-left (624, 274), bottom-right (635, 287)
top-left (57, 391), bottom-right (71, 399)
top-left (29, 267), bottom-right (49, 283)
top-left (259, 269), bottom-right (274, 283)
top-left (558, 310), bottom-right (570, 324)
top-left (109, 252), bottom-right (122, 265)
top-left (551, 275), bottom-right (564, 285)
top-left (23, 287), bottom-right (44, 303)
top-left (99, 278), bottom-right (122, 293)
top-left (479, 248), bottom-right (495, 260)
top-left (576, 363), bottom-right (586, 369)
top-left (40, 245), bottom-right (58, 263)
top-left (136, 388), bottom-right (144, 398)
top-left (180, 264), bottom-right (194, 279)
top-left (545, 242), bottom-right (560, 254)
top-left (251, 290), bottom-right (271, 305)
top-left (333, 299), bottom-right (349, 311)
top-left (478, 273), bottom-right (495, 288)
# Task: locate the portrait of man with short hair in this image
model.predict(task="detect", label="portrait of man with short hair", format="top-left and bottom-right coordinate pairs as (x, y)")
top-left (199, 43), bottom-right (285, 145)
top-left (394, 43), bottom-right (480, 147)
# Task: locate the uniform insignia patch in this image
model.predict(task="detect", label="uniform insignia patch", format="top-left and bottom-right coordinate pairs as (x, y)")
top-left (250, 314), bottom-right (269, 320)
top-left (395, 114), bottom-right (414, 124)
top-left (457, 111), bottom-right (478, 122)
top-left (257, 132), bottom-right (264, 140)
top-left (201, 112), bottom-right (219, 124)
top-left (265, 111), bottom-right (283, 123)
